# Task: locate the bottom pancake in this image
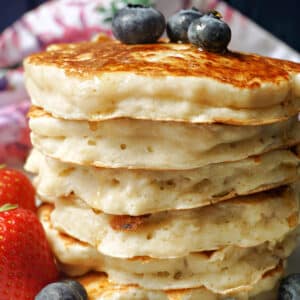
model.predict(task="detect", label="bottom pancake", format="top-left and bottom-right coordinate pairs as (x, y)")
top-left (39, 204), bottom-right (297, 294)
top-left (74, 267), bottom-right (282, 300)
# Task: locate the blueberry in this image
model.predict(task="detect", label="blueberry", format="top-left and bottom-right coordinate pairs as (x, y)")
top-left (112, 4), bottom-right (165, 44)
top-left (35, 280), bottom-right (88, 300)
top-left (166, 8), bottom-right (203, 43)
top-left (278, 274), bottom-right (300, 300)
top-left (187, 14), bottom-right (231, 52)
top-left (63, 280), bottom-right (88, 298)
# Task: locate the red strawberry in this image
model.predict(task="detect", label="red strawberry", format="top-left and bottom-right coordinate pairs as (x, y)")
top-left (0, 168), bottom-right (36, 212)
top-left (0, 204), bottom-right (59, 300)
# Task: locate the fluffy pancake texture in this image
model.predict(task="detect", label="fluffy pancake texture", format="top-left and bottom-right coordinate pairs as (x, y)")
top-left (24, 35), bottom-right (300, 299)
top-left (50, 186), bottom-right (299, 259)
top-left (76, 270), bottom-right (281, 300)
top-left (29, 107), bottom-right (300, 170)
top-left (24, 37), bottom-right (300, 125)
top-left (39, 203), bottom-right (294, 294)
top-left (26, 148), bottom-right (300, 215)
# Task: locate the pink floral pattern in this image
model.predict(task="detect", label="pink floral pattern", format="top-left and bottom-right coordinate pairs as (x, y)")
top-left (0, 100), bottom-right (31, 166)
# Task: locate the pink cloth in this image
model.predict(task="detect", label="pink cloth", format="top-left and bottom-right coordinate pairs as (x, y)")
top-left (0, 0), bottom-right (112, 68)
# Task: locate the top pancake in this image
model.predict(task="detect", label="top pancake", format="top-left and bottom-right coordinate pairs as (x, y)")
top-left (24, 36), bottom-right (300, 125)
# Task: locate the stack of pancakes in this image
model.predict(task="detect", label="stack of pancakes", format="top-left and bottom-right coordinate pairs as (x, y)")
top-left (24, 36), bottom-right (300, 299)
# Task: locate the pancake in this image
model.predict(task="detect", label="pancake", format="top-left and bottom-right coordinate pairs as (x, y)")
top-left (29, 107), bottom-right (300, 170)
top-left (75, 268), bottom-right (281, 300)
top-left (50, 186), bottom-right (299, 259)
top-left (39, 203), bottom-right (295, 293)
top-left (26, 148), bottom-right (300, 215)
top-left (24, 36), bottom-right (300, 125)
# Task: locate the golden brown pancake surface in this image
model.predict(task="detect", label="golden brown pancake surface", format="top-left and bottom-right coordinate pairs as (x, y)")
top-left (26, 38), bottom-right (300, 89)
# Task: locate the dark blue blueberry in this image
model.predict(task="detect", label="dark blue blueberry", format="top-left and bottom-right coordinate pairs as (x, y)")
top-left (35, 280), bottom-right (88, 300)
top-left (278, 274), bottom-right (300, 300)
top-left (187, 14), bottom-right (231, 53)
top-left (166, 8), bottom-right (203, 43)
top-left (0, 74), bottom-right (8, 91)
top-left (112, 4), bottom-right (165, 44)
top-left (63, 280), bottom-right (88, 298)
